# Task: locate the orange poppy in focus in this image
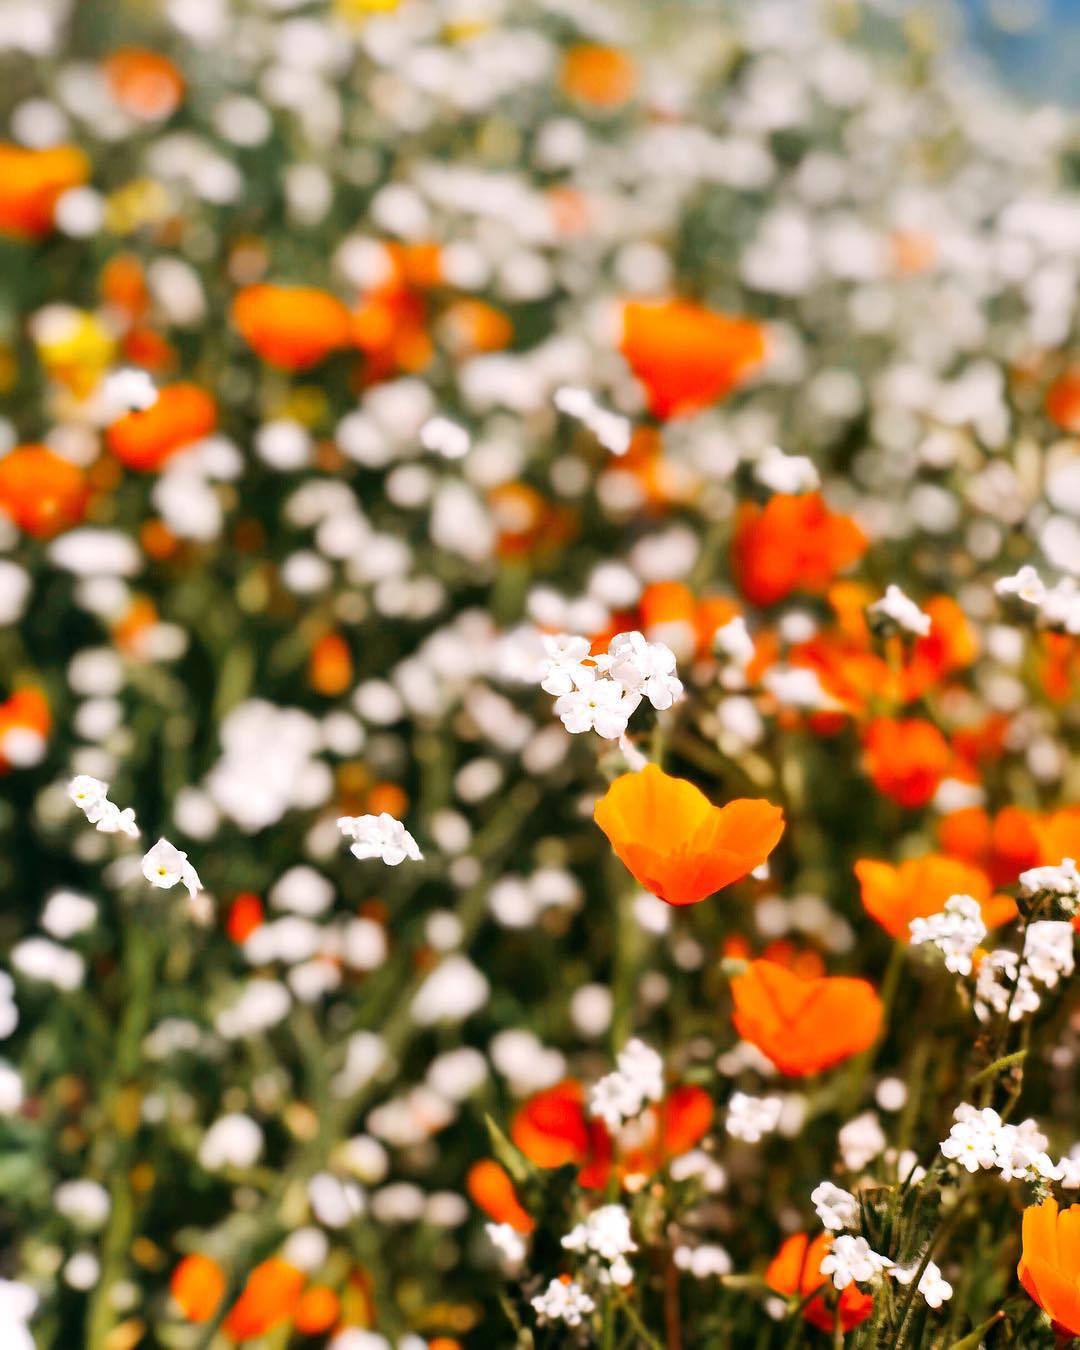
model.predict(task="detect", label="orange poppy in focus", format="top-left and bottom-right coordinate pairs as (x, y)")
top-left (862, 716), bottom-right (951, 810)
top-left (1046, 368), bottom-right (1080, 433)
top-left (560, 45), bottom-right (638, 109)
top-left (1018, 1197), bottom-right (1080, 1338)
top-left (854, 853), bottom-right (1017, 939)
top-left (620, 300), bottom-right (767, 420)
top-left (104, 48), bottom-right (185, 122)
top-left (938, 805), bottom-right (1042, 887)
top-left (766, 1232), bottom-right (873, 1333)
top-left (466, 1159), bottom-right (535, 1234)
top-left (107, 383), bottom-right (217, 472)
top-left (170, 1254), bottom-right (226, 1323)
top-left (0, 445), bottom-right (89, 537)
top-left (593, 764), bottom-right (784, 907)
top-left (732, 494), bottom-right (867, 607)
top-left (232, 284), bottom-right (353, 371)
top-left (0, 143), bottom-right (89, 238)
top-left (223, 1258), bottom-right (305, 1340)
top-left (730, 960), bottom-right (882, 1077)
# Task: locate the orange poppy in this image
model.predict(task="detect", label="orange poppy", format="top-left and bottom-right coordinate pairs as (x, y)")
top-left (1046, 368), bottom-right (1080, 433)
top-left (937, 805), bottom-right (1042, 887)
top-left (620, 300), bottom-right (767, 420)
top-left (766, 1232), bottom-right (873, 1333)
top-left (509, 1077), bottom-right (712, 1191)
top-left (0, 687), bottom-right (51, 772)
top-left (593, 764), bottom-right (784, 907)
top-left (0, 143), bottom-right (89, 239)
top-left (730, 960), bottom-right (882, 1077)
top-left (465, 1159), bottom-right (535, 1234)
top-left (232, 284), bottom-right (353, 371)
top-left (1018, 1197), bottom-right (1080, 1338)
top-left (862, 716), bottom-right (952, 810)
top-left (310, 632), bottom-right (354, 697)
top-left (170, 1254), bottom-right (226, 1323)
top-left (293, 1285), bottom-right (340, 1335)
top-left (854, 853), bottom-right (1017, 940)
top-left (107, 383), bottom-right (217, 472)
top-left (104, 48), bottom-right (185, 122)
top-left (351, 283), bottom-right (432, 379)
top-left (560, 45), bottom-right (638, 108)
top-left (226, 893), bottom-right (264, 944)
top-left (440, 298), bottom-right (513, 356)
top-left (1034, 807), bottom-right (1080, 867)
top-left (223, 1258), bottom-right (305, 1341)
top-left (900, 596), bottom-right (978, 701)
top-left (511, 1080), bottom-right (612, 1189)
top-left (732, 494), bottom-right (867, 607)
top-left (0, 445), bottom-right (89, 537)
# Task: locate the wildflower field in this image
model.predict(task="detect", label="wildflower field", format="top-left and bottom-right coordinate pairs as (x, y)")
top-left (5, 0), bottom-right (1080, 1345)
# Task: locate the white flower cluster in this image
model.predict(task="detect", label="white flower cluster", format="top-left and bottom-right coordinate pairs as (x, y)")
top-left (554, 386), bottom-right (632, 456)
top-left (141, 838), bottom-right (202, 901)
top-left (811, 1181), bottom-right (859, 1232)
top-left (940, 1104), bottom-right (1069, 1183)
top-left (588, 1038), bottom-right (664, 1131)
top-left (540, 630), bottom-right (683, 741)
top-left (867, 584), bottom-right (932, 637)
top-left (837, 1111), bottom-right (886, 1172)
top-left (726, 1092), bottom-right (783, 1144)
top-left (68, 775), bottom-right (139, 838)
top-left (974, 921), bottom-right (1074, 1023)
top-left (909, 895), bottom-right (986, 977)
top-left (1020, 857), bottom-right (1080, 912)
top-left (819, 1235), bottom-right (893, 1290)
top-left (485, 1222), bottom-right (527, 1268)
top-left (562, 1204), bottom-right (637, 1286)
top-left (338, 813), bottom-right (423, 866)
top-left (996, 566), bottom-right (1080, 633)
top-left (531, 1277), bottom-right (596, 1328)
top-left (754, 445), bottom-right (820, 495)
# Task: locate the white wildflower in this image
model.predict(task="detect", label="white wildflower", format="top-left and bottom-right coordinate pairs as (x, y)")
top-left (531, 1277), bottom-right (595, 1327)
top-left (811, 1181), bottom-right (859, 1232)
top-left (141, 838), bottom-right (202, 900)
top-left (726, 1092), bottom-right (783, 1143)
top-left (589, 1039), bottom-right (664, 1130)
top-left (337, 813), bottom-right (422, 865)
top-left (868, 584), bottom-right (932, 637)
top-left (909, 895), bottom-right (986, 977)
top-left (819, 1235), bottom-right (892, 1290)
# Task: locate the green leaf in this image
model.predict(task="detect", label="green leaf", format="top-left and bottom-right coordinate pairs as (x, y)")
top-left (485, 1112), bottom-right (535, 1185)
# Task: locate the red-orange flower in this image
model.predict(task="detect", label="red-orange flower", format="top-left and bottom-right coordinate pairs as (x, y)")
top-left (730, 960), bottom-right (882, 1077)
top-left (560, 45), bottom-right (638, 108)
top-left (1018, 1197), bottom-right (1080, 1338)
top-left (1034, 807), bottom-right (1080, 866)
top-left (107, 383), bottom-right (217, 472)
top-left (310, 632), bottom-right (354, 697)
top-left (620, 300), bottom-right (767, 419)
top-left (293, 1285), bottom-right (340, 1335)
top-left (1047, 368), bottom-right (1080, 433)
top-left (232, 284), bottom-right (353, 370)
top-left (104, 48), bottom-right (185, 122)
top-left (223, 1258), bottom-right (305, 1340)
top-left (170, 1254), bottom-right (226, 1323)
top-left (0, 687), bottom-right (51, 772)
top-left (732, 493), bottom-right (867, 607)
top-left (0, 144), bottom-right (89, 238)
top-left (593, 764), bottom-right (784, 907)
top-left (465, 1160), bottom-right (535, 1234)
top-left (937, 805), bottom-right (1042, 887)
top-left (0, 445), bottom-right (89, 537)
top-left (766, 1232), bottom-right (873, 1333)
top-left (862, 716), bottom-right (952, 809)
top-left (509, 1077), bottom-right (712, 1191)
top-left (854, 853), bottom-right (1017, 939)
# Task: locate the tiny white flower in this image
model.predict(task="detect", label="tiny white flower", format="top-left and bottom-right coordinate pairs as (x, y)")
top-left (811, 1181), bottom-right (859, 1232)
top-left (337, 813), bottom-right (422, 865)
top-left (868, 584), bottom-right (932, 637)
top-left (819, 1234), bottom-right (892, 1290)
top-left (141, 838), bottom-right (202, 900)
